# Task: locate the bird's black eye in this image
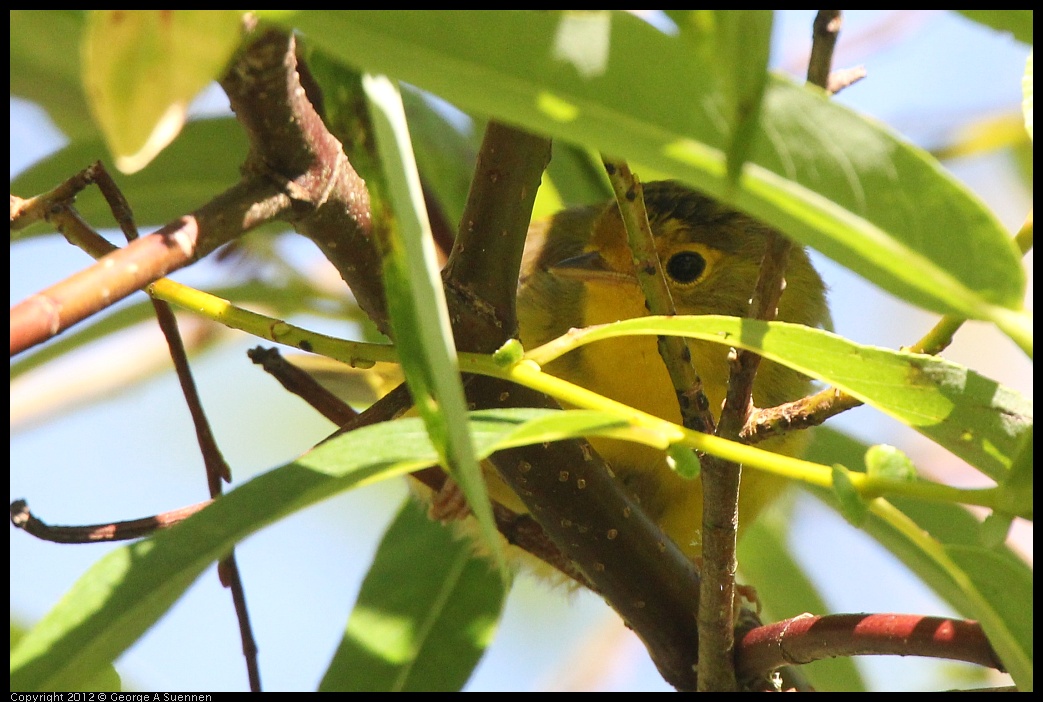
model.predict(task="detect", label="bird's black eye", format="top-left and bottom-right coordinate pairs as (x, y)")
top-left (666, 250), bottom-right (706, 284)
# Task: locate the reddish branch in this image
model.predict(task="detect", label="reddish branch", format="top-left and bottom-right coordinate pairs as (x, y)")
top-left (9, 30), bottom-right (379, 357)
top-left (737, 612), bottom-right (1005, 684)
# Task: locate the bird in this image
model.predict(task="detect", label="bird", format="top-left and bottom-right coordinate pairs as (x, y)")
top-left (507, 180), bottom-right (832, 561)
top-left (290, 179), bottom-right (831, 564)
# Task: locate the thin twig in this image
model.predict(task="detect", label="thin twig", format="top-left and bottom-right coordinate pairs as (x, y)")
top-left (9, 499), bottom-right (211, 543)
top-left (601, 158), bottom-right (717, 435)
top-left (699, 11), bottom-right (844, 691)
top-left (248, 346), bottom-right (360, 426)
top-left (10, 177), bottom-right (289, 356)
top-left (88, 161), bottom-right (259, 690)
top-left (91, 162), bottom-right (233, 490)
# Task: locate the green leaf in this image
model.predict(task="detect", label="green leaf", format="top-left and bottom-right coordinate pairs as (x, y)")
top-left (957, 10), bottom-right (1033, 45)
top-left (82, 10), bottom-right (244, 173)
top-left (945, 545), bottom-right (1033, 691)
top-left (1001, 426), bottom-right (1033, 519)
top-left (554, 315), bottom-right (1032, 481)
top-left (320, 499), bottom-right (506, 691)
top-left (10, 117), bottom-right (248, 240)
top-left (805, 428), bottom-right (1033, 689)
top-left (6, 409), bottom-right (613, 692)
top-left (10, 11), bottom-right (95, 141)
top-left (361, 74), bottom-right (505, 575)
top-left (9, 620), bottom-right (121, 693)
top-left (674, 10), bottom-right (774, 183)
top-left (260, 10), bottom-right (1026, 325)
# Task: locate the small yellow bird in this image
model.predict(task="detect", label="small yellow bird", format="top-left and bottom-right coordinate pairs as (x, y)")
top-left (295, 180), bottom-right (830, 564)
top-left (511, 180), bottom-right (831, 561)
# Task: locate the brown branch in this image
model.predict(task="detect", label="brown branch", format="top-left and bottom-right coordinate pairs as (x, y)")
top-left (10, 177), bottom-right (288, 357)
top-left (601, 159), bottom-right (716, 436)
top-left (698, 11), bottom-right (847, 691)
top-left (807, 11), bottom-right (842, 91)
top-left (736, 613), bottom-right (1005, 685)
top-left (219, 29), bottom-right (386, 335)
top-left (10, 28), bottom-right (379, 358)
top-left (442, 122), bottom-right (551, 337)
top-left (744, 386), bottom-right (861, 444)
top-left (248, 346), bottom-right (361, 427)
top-left (10, 499), bottom-right (212, 543)
top-left (438, 125), bottom-right (705, 690)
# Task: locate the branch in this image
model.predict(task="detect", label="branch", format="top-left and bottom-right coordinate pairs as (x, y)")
top-left (10, 499), bottom-right (211, 543)
top-left (10, 28), bottom-right (378, 357)
top-left (219, 29), bottom-right (386, 333)
top-left (439, 127), bottom-right (705, 690)
top-left (736, 613), bottom-right (1005, 686)
top-left (10, 177), bottom-right (285, 356)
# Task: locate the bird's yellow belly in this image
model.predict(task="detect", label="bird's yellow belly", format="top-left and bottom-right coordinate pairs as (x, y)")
top-left (547, 333), bottom-right (795, 561)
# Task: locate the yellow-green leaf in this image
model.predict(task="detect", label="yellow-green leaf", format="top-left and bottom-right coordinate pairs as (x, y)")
top-left (82, 10), bottom-right (243, 173)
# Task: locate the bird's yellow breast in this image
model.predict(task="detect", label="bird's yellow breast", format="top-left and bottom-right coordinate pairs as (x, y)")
top-left (515, 181), bottom-right (830, 560)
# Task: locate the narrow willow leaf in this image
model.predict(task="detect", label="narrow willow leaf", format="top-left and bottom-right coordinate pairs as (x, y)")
top-left (6, 409), bottom-right (615, 691)
top-left (554, 315), bottom-right (1032, 481)
top-left (320, 499), bottom-right (505, 692)
top-left (262, 10), bottom-right (1026, 322)
top-left (360, 74), bottom-right (504, 574)
top-left (945, 545), bottom-right (1033, 691)
top-left (9, 620), bottom-right (122, 693)
top-left (82, 10), bottom-right (244, 173)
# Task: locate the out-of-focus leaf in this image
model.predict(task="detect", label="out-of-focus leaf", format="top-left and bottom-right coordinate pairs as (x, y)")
top-left (82, 10), bottom-right (244, 173)
top-left (10, 11), bottom-right (95, 141)
top-left (958, 11), bottom-right (1033, 45)
top-left (320, 499), bottom-right (505, 691)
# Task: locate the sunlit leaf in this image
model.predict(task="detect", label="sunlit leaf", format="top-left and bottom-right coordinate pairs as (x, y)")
top-left (320, 499), bottom-right (505, 691)
top-left (82, 10), bottom-right (243, 173)
top-left (261, 10), bottom-right (1026, 325)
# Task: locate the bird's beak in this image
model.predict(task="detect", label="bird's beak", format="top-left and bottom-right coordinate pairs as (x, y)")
top-left (549, 250), bottom-right (635, 284)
